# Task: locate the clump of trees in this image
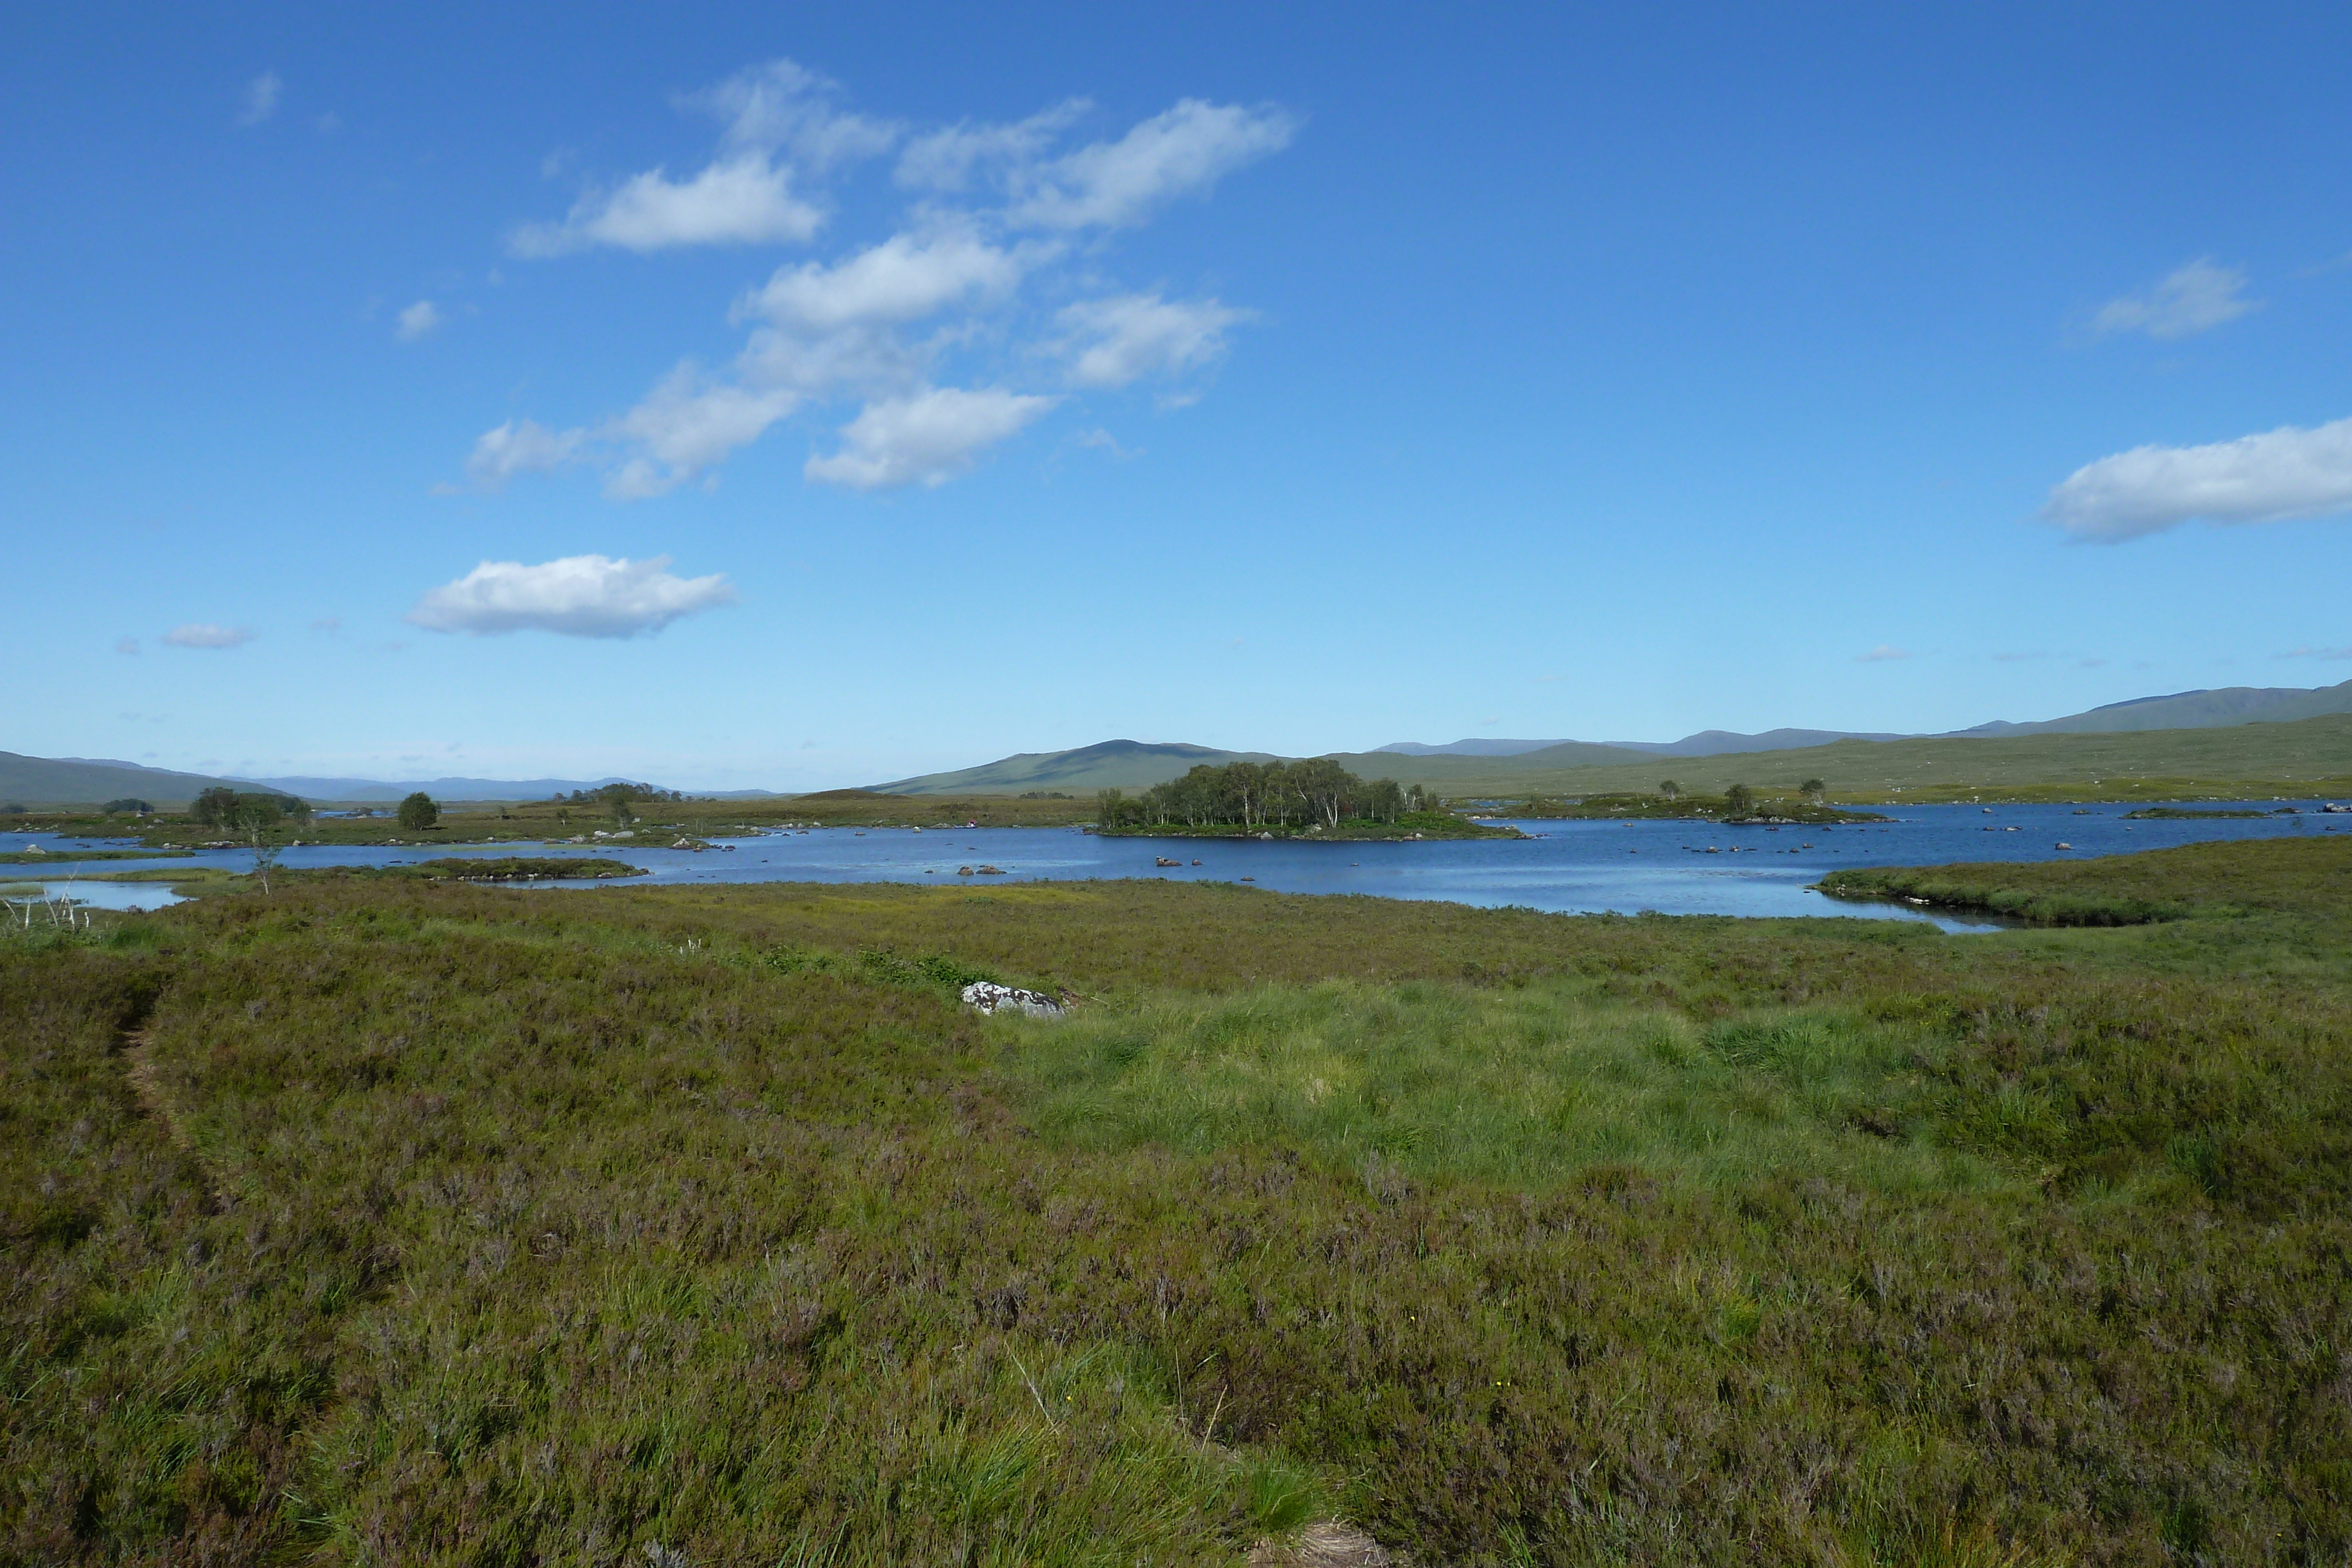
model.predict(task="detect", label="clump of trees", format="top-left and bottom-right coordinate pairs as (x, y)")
top-left (556, 782), bottom-right (676, 826)
top-left (1098, 761), bottom-right (1444, 831)
top-left (397, 793), bottom-right (440, 830)
top-left (102, 798), bottom-right (153, 815)
top-left (191, 787), bottom-right (312, 829)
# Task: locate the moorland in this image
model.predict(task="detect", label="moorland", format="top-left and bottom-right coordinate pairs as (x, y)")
top-left (6, 833), bottom-right (2351, 1564)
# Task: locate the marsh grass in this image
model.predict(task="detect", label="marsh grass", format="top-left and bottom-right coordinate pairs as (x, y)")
top-left (6, 838), bottom-right (2352, 1563)
top-left (1019, 983), bottom-right (2006, 1199)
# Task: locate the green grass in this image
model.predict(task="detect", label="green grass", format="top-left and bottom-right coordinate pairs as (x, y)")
top-left (1319, 713), bottom-right (2352, 801)
top-left (1097, 810), bottom-right (1512, 840)
top-left (6, 838), bottom-right (2352, 1563)
top-left (1502, 790), bottom-right (1886, 823)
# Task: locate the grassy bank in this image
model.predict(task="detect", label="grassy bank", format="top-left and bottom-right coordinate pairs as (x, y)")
top-left (1097, 810), bottom-right (1515, 841)
top-left (1502, 791), bottom-right (1887, 824)
top-left (6, 839), bottom-right (2352, 1563)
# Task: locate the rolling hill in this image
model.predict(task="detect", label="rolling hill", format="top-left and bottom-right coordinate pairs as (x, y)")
top-left (1328, 714), bottom-right (2352, 799)
top-left (0, 753), bottom-right (255, 808)
top-left (871, 740), bottom-right (1276, 795)
top-left (1956, 678), bottom-right (2352, 737)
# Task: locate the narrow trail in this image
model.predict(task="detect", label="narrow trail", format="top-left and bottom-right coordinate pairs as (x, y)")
top-left (119, 1025), bottom-right (233, 1206)
top-left (1249, 1523), bottom-right (1395, 1566)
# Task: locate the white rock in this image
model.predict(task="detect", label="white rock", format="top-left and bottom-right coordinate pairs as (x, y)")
top-left (961, 981), bottom-right (1065, 1018)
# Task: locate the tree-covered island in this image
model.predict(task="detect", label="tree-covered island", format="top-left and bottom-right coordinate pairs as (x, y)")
top-left (1094, 760), bottom-right (1522, 839)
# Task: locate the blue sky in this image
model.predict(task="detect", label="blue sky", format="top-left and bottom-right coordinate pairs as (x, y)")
top-left (8, 3), bottom-right (2351, 789)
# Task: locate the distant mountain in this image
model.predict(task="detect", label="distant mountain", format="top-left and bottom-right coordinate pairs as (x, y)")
top-left (1952, 679), bottom-right (2352, 738)
top-left (1608, 727), bottom-right (1913, 757)
top-left (872, 740), bottom-right (1274, 795)
top-left (1376, 738), bottom-right (1576, 758)
top-left (0, 753), bottom-right (252, 807)
top-left (247, 774), bottom-right (658, 803)
top-left (1382, 729), bottom-right (1909, 759)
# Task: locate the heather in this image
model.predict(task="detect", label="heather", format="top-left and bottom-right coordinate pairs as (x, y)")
top-left (5, 837), bottom-right (2351, 1564)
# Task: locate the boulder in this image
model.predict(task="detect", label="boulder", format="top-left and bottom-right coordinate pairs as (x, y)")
top-left (961, 981), bottom-right (1065, 1018)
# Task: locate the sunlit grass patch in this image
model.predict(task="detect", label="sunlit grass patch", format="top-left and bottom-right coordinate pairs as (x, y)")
top-left (1008, 980), bottom-right (2010, 1197)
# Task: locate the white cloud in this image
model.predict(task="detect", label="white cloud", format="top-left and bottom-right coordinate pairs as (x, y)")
top-left (690, 59), bottom-right (898, 168)
top-left (1006, 99), bottom-right (1296, 229)
top-left (465, 419), bottom-right (587, 489)
top-left (115, 637), bottom-right (139, 656)
top-left (896, 99), bottom-right (1091, 191)
top-left (739, 230), bottom-right (1039, 330)
top-left (2042, 414), bottom-right (2352, 541)
top-left (510, 59), bottom-right (897, 258)
top-left (1856, 644), bottom-right (1909, 663)
top-left (805, 386), bottom-right (1057, 490)
top-left (2279, 644), bottom-right (2352, 660)
top-left (407, 554), bottom-right (736, 638)
top-left (164, 624), bottom-right (254, 650)
top-left (396, 300), bottom-right (443, 340)
top-left (2090, 258), bottom-right (2257, 340)
top-left (601, 369), bottom-right (801, 497)
top-left (1056, 292), bottom-right (1248, 387)
top-left (511, 156), bottom-right (825, 255)
top-left (482, 71), bottom-right (1292, 497)
top-left (237, 72), bottom-right (281, 126)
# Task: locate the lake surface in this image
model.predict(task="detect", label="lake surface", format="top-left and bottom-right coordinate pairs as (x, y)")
top-left (6, 800), bottom-right (2343, 929)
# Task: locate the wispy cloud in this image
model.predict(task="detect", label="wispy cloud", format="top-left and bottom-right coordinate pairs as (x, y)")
top-left (163, 623), bottom-right (254, 650)
top-left (396, 300), bottom-right (443, 340)
top-left (115, 637), bottom-right (139, 656)
top-left (2090, 258), bottom-right (2257, 340)
top-left (407, 554), bottom-right (735, 638)
top-left (479, 61), bottom-right (1289, 500)
top-left (2279, 644), bottom-right (2352, 660)
top-left (236, 71), bottom-right (281, 127)
top-left (509, 61), bottom-right (893, 256)
top-left (1003, 100), bottom-right (1295, 229)
top-left (1856, 644), bottom-right (1909, 663)
top-left (805, 386), bottom-right (1057, 490)
top-left (2042, 413), bottom-right (2352, 541)
top-left (1055, 293), bottom-right (1249, 388)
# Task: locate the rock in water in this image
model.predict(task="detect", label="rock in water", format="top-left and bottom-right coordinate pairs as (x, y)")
top-left (961, 981), bottom-right (1065, 1018)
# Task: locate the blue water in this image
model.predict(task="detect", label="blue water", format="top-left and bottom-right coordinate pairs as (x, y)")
top-left (5, 800), bottom-right (2343, 928)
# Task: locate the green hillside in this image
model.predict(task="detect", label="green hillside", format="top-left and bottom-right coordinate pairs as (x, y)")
top-left (1326, 713), bottom-right (2352, 800)
top-left (873, 739), bottom-right (1276, 795)
top-left (1965, 677), bottom-right (2352, 737)
top-left (0, 752), bottom-right (253, 808)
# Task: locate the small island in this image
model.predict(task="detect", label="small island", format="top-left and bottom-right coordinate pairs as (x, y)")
top-left (2120, 807), bottom-right (2274, 820)
top-left (1502, 783), bottom-right (1889, 825)
top-left (1093, 761), bottom-right (1521, 840)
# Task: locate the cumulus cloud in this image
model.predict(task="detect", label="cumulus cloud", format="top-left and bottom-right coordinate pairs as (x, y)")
top-left (164, 624), bottom-right (254, 650)
top-left (480, 66), bottom-right (1291, 497)
top-left (396, 300), bottom-right (443, 340)
top-left (1056, 292), bottom-right (1248, 387)
top-left (407, 554), bottom-right (736, 638)
top-left (511, 156), bottom-right (825, 255)
top-left (1005, 99), bottom-right (1296, 229)
top-left (510, 59), bottom-right (898, 258)
top-left (739, 230), bottom-right (1038, 330)
top-left (805, 386), bottom-right (1057, 490)
top-left (237, 71), bottom-right (281, 126)
top-left (2042, 414), bottom-right (2352, 541)
top-left (1856, 644), bottom-right (1909, 663)
top-left (465, 419), bottom-right (587, 490)
top-left (2090, 258), bottom-right (2257, 340)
